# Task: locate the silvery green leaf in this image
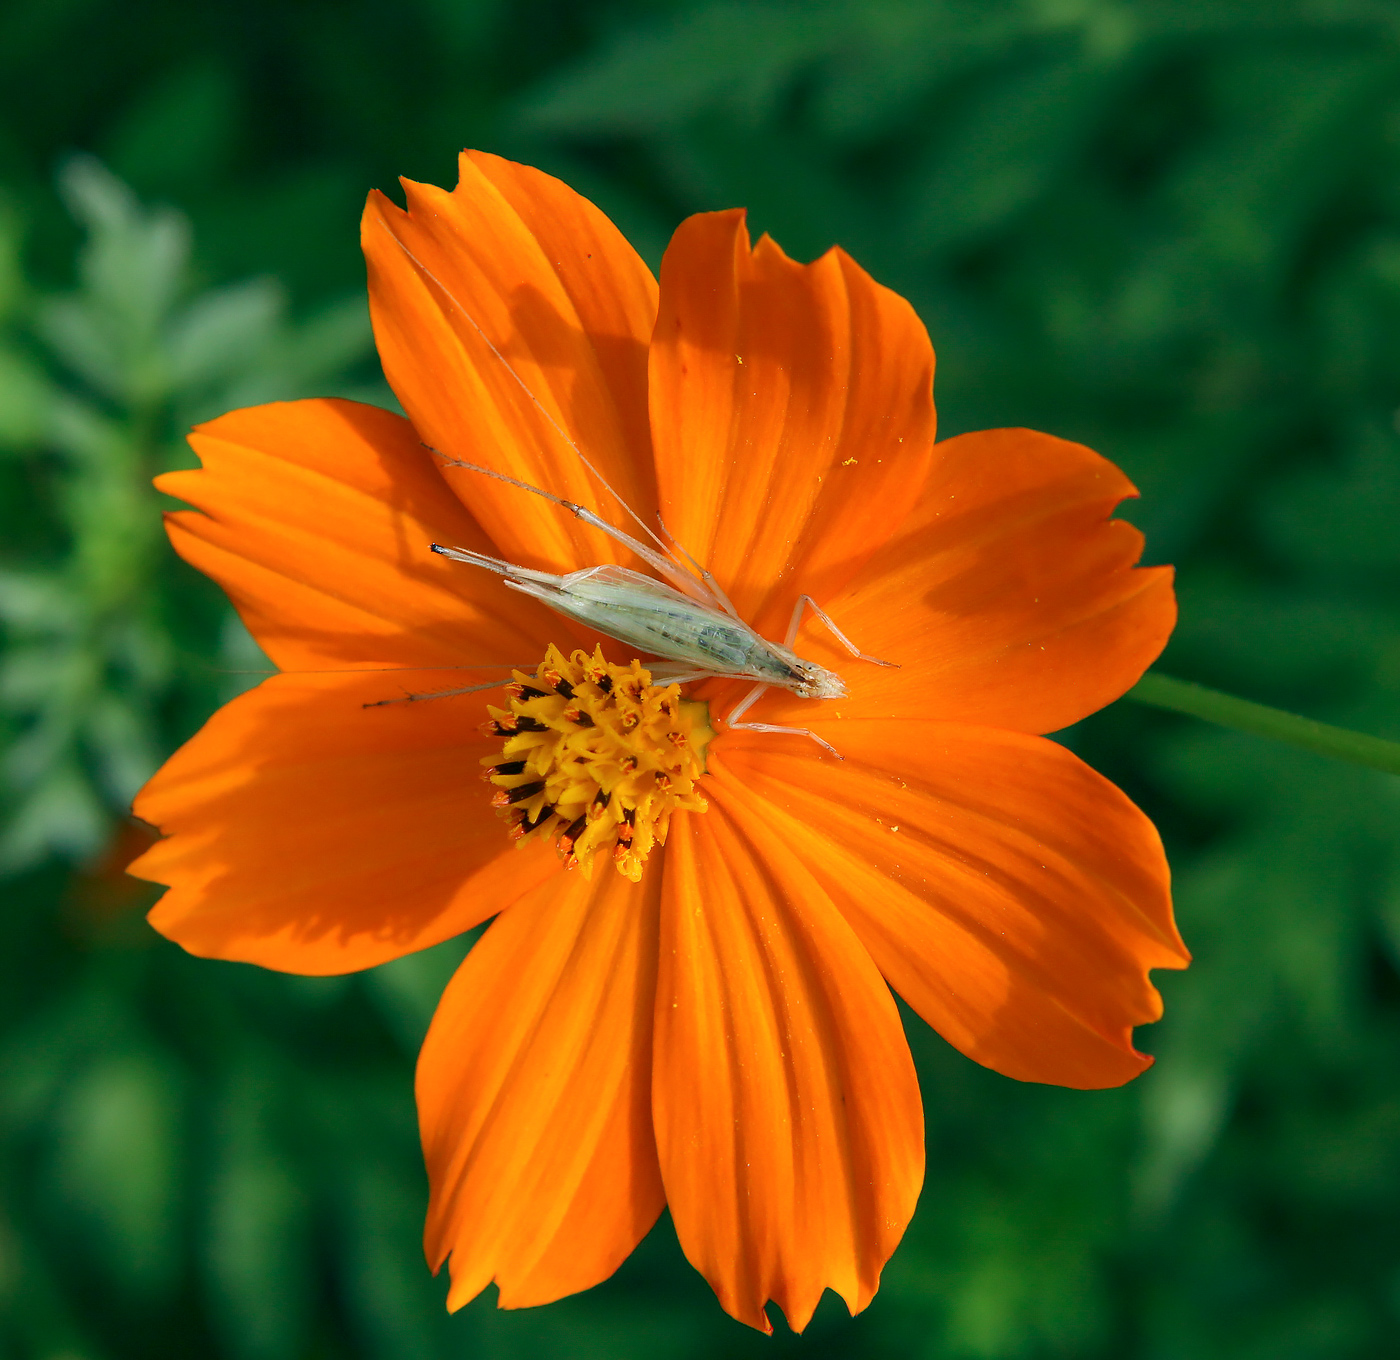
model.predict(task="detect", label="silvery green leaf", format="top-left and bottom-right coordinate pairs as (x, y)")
top-left (279, 293), bottom-right (373, 386)
top-left (45, 392), bottom-right (130, 469)
top-left (3, 691), bottom-right (85, 786)
top-left (814, 0), bottom-right (1023, 141)
top-left (109, 615), bottom-right (175, 694)
top-left (0, 194), bottom-right (25, 324)
top-left (0, 346), bottom-right (56, 449)
top-left (903, 54), bottom-right (1117, 252)
top-left (1131, 1061), bottom-right (1232, 1222)
top-left (0, 570), bottom-right (76, 632)
top-left (35, 294), bottom-right (126, 400)
top-left (0, 762), bottom-right (107, 868)
top-left (58, 156), bottom-right (190, 348)
top-left (0, 990), bottom-right (105, 1131)
top-left (0, 643), bottom-right (79, 706)
top-left (85, 693), bottom-right (160, 804)
top-left (212, 292), bottom-right (371, 415)
top-left (167, 278), bottom-right (283, 390)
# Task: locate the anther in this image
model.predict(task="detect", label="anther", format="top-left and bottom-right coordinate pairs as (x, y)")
top-left (481, 759), bottom-right (527, 781)
top-left (493, 781), bottom-right (545, 807)
top-left (483, 644), bottom-right (709, 880)
top-left (480, 715), bottom-right (548, 736)
top-left (514, 806), bottom-right (553, 836)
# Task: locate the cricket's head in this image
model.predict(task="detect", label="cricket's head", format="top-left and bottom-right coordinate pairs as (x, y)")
top-left (789, 658), bottom-right (847, 701)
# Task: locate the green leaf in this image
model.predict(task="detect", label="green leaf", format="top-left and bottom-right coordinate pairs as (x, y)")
top-left (46, 1049), bottom-right (185, 1299)
top-left (519, 1), bottom-right (849, 132)
top-left (0, 762), bottom-right (107, 868)
top-left (204, 1070), bottom-right (313, 1360)
top-left (0, 347), bottom-right (55, 450)
top-left (165, 278), bottom-right (284, 389)
top-left (903, 52), bottom-right (1118, 253)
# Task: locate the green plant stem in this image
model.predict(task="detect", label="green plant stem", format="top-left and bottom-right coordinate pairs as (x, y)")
top-left (1125, 672), bottom-right (1400, 777)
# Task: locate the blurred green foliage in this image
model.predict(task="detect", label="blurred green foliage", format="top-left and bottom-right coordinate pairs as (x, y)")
top-left (4, 1), bottom-right (1400, 1356)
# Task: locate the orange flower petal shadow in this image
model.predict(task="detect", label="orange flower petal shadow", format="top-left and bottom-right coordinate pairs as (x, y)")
top-left (710, 723), bottom-right (1187, 1090)
top-left (132, 670), bottom-right (558, 975)
top-left (364, 151), bottom-right (660, 575)
top-left (159, 397), bottom-right (559, 674)
top-left (420, 861), bottom-right (664, 1309)
top-left (655, 794), bottom-right (923, 1333)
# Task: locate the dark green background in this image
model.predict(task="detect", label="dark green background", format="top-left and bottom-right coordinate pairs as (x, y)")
top-left (5, 1), bottom-right (1400, 1356)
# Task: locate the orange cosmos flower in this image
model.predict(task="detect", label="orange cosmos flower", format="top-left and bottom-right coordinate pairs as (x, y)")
top-left (129, 151), bottom-right (1187, 1332)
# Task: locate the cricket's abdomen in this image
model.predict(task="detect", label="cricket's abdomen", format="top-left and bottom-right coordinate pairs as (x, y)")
top-left (511, 568), bottom-right (803, 686)
top-left (575, 600), bottom-right (781, 677)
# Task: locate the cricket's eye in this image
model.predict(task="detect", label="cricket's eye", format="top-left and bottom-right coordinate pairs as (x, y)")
top-left (480, 643), bottom-right (714, 882)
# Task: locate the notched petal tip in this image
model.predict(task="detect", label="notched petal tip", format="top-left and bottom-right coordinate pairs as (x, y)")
top-left (830, 425), bottom-right (1178, 735)
top-left (133, 670), bottom-right (551, 975)
top-left (650, 205), bottom-right (938, 633)
top-left (654, 791), bottom-right (924, 1335)
top-left (718, 721), bottom-right (1186, 1093)
top-left (361, 152), bottom-right (660, 574)
top-left (419, 869), bottom-right (665, 1314)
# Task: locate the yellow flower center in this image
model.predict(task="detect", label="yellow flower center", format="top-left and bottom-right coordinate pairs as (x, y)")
top-left (480, 644), bottom-right (713, 882)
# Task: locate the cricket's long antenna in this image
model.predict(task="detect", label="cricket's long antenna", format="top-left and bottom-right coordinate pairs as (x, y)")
top-left (363, 677), bottom-right (513, 708)
top-left (369, 209), bottom-right (687, 574)
top-left (219, 663), bottom-right (525, 677)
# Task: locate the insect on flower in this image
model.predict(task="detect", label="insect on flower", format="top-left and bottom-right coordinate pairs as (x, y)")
top-left (129, 151), bottom-right (1189, 1335)
top-left (425, 455), bottom-right (896, 757)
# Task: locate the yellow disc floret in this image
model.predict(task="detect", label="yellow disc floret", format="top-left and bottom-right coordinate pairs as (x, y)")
top-left (481, 644), bottom-right (712, 881)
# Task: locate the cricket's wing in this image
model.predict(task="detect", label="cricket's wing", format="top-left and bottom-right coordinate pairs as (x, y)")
top-left (504, 565), bottom-right (798, 683)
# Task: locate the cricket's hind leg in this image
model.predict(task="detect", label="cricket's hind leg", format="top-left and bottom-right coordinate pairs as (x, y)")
top-left (655, 512), bottom-right (743, 621)
top-left (429, 455), bottom-right (723, 611)
top-left (785, 595), bottom-right (898, 668)
top-left (723, 681), bottom-right (843, 759)
top-left (430, 542), bottom-right (568, 588)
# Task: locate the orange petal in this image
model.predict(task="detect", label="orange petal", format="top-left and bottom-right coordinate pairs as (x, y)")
top-left (418, 867), bottom-right (664, 1310)
top-left (820, 426), bottom-right (1175, 734)
top-left (653, 795), bottom-right (924, 1333)
top-left (158, 398), bottom-right (552, 672)
top-left (717, 721), bottom-right (1188, 1090)
top-left (130, 671), bottom-right (556, 974)
top-left (363, 151), bottom-right (659, 571)
top-left (649, 211), bottom-right (936, 636)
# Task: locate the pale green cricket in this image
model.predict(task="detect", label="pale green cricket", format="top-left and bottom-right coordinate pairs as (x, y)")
top-left (427, 457), bottom-right (894, 756)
